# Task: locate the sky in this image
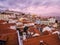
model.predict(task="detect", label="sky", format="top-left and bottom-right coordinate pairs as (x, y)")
top-left (0, 0), bottom-right (60, 16)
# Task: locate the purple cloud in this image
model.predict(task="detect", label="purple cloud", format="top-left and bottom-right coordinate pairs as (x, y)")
top-left (0, 0), bottom-right (60, 16)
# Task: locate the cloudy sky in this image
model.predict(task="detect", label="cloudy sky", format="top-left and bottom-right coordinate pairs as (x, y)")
top-left (0, 0), bottom-right (60, 16)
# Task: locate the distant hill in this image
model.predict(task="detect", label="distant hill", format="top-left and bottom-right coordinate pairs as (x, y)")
top-left (45, 13), bottom-right (60, 17)
top-left (46, 13), bottom-right (60, 21)
top-left (55, 16), bottom-right (60, 21)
